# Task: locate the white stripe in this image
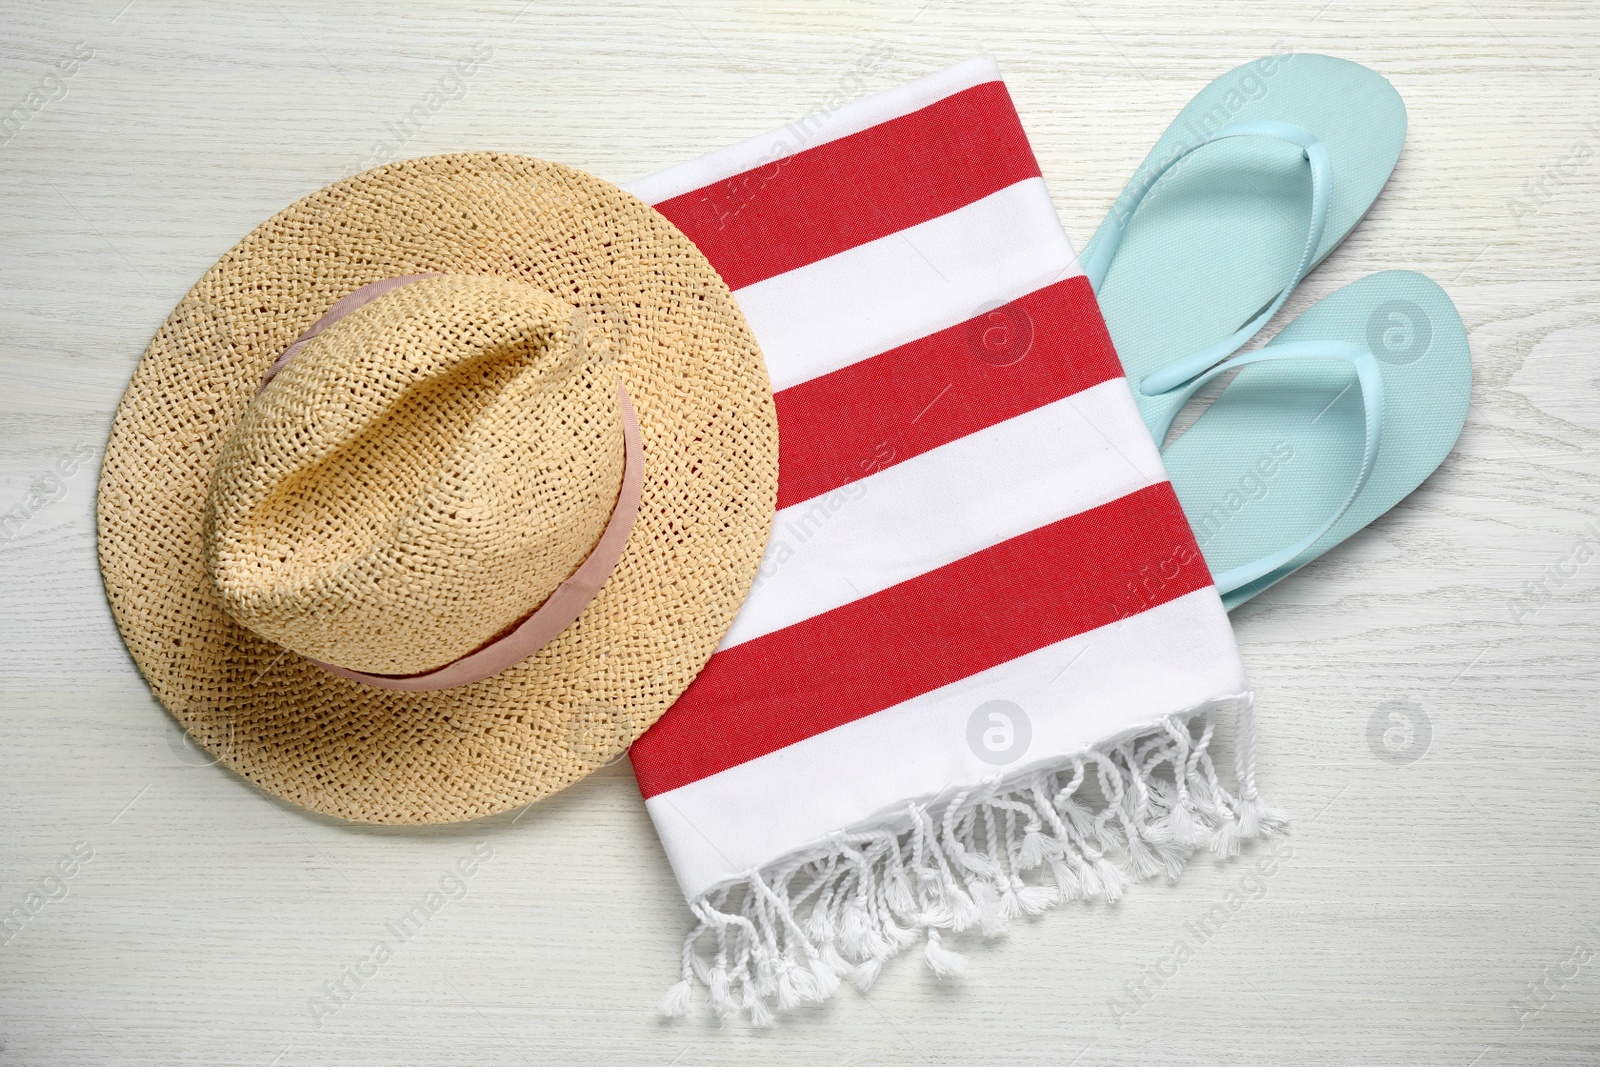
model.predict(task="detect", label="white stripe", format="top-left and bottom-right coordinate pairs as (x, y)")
top-left (735, 178), bottom-right (1082, 392)
top-left (623, 57), bottom-right (1001, 206)
top-left (647, 589), bottom-right (1246, 900)
top-left (725, 379), bottom-right (1166, 648)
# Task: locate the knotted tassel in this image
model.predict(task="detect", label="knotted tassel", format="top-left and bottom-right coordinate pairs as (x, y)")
top-left (923, 929), bottom-right (967, 979)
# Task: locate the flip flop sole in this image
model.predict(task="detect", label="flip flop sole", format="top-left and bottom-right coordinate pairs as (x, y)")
top-left (1082, 54), bottom-right (1407, 426)
top-left (1161, 271), bottom-right (1470, 610)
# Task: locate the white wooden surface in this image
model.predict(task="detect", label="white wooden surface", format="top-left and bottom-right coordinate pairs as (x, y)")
top-left (3, 2), bottom-right (1598, 1064)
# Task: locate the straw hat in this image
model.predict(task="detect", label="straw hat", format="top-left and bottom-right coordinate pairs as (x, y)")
top-left (97, 153), bottom-right (778, 824)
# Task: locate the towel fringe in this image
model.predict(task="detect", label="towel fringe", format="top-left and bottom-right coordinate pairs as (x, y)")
top-left (662, 695), bottom-right (1283, 1023)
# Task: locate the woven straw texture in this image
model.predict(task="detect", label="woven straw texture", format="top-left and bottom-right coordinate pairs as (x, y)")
top-left (205, 274), bottom-right (629, 676)
top-left (97, 153), bottom-right (778, 824)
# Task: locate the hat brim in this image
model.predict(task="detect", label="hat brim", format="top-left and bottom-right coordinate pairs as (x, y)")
top-left (96, 153), bottom-right (778, 824)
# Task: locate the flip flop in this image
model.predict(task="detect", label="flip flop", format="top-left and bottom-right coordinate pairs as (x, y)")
top-left (1151, 270), bottom-right (1470, 610)
top-left (1081, 53), bottom-right (1407, 428)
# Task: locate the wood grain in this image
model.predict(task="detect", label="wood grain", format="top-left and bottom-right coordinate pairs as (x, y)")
top-left (2, 1), bottom-right (1598, 1064)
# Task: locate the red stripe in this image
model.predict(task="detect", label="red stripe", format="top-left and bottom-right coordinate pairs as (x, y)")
top-left (771, 275), bottom-right (1121, 511)
top-left (633, 483), bottom-right (1210, 797)
top-left (651, 81), bottom-right (1041, 291)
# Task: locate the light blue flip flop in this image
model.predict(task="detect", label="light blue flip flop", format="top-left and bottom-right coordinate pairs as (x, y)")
top-left (1153, 271), bottom-right (1470, 610)
top-left (1081, 54), bottom-right (1407, 428)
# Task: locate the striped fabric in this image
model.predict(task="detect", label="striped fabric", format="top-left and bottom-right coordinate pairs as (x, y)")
top-left (625, 58), bottom-right (1269, 1018)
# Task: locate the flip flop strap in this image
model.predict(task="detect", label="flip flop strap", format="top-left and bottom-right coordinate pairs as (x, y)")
top-left (1083, 120), bottom-right (1333, 397)
top-left (1147, 340), bottom-right (1384, 597)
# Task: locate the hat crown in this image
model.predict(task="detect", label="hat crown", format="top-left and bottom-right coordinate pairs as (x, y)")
top-left (203, 273), bottom-right (626, 676)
